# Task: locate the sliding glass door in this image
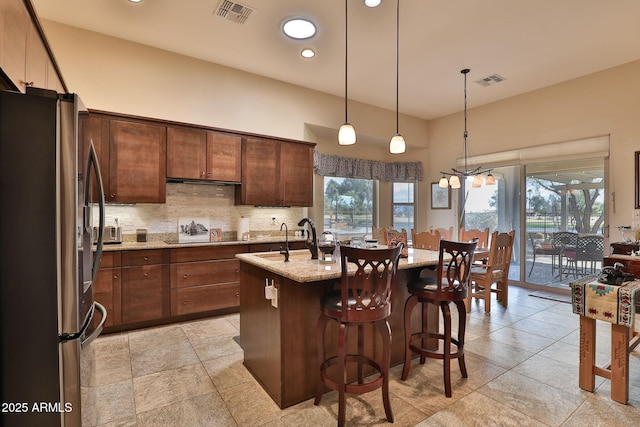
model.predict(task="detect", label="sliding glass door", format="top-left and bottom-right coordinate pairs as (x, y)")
top-left (524, 158), bottom-right (605, 287)
top-left (461, 158), bottom-right (605, 288)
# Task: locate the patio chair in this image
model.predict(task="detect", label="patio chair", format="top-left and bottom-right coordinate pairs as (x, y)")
top-left (552, 231), bottom-right (578, 279)
top-left (528, 232), bottom-right (559, 276)
top-left (563, 234), bottom-right (605, 276)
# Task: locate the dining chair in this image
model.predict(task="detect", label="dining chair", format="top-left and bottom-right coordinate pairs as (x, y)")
top-left (401, 239), bottom-right (477, 397)
top-left (466, 230), bottom-right (514, 313)
top-left (432, 226), bottom-right (453, 240)
top-left (314, 244), bottom-right (403, 426)
top-left (459, 227), bottom-right (490, 248)
top-left (412, 229), bottom-right (440, 250)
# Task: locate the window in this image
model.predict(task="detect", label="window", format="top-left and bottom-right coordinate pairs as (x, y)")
top-left (392, 182), bottom-right (415, 235)
top-left (323, 177), bottom-right (373, 239)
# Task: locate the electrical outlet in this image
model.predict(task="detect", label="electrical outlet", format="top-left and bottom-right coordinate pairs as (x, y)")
top-left (633, 210), bottom-right (640, 220)
top-left (271, 286), bottom-right (278, 308)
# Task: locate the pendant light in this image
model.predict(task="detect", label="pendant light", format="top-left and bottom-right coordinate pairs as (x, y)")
top-left (338, 0), bottom-right (356, 145)
top-left (439, 68), bottom-right (494, 187)
top-left (389, 0), bottom-right (405, 154)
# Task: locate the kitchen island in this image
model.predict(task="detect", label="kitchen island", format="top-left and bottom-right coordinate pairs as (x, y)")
top-left (236, 248), bottom-right (442, 409)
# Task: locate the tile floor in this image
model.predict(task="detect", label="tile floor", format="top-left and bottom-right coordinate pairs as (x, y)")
top-left (81, 286), bottom-right (640, 426)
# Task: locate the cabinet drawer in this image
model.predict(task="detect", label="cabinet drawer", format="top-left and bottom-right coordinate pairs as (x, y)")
top-left (171, 283), bottom-right (240, 316)
top-left (99, 251), bottom-right (121, 268)
top-left (170, 245), bottom-right (246, 263)
top-left (171, 259), bottom-right (240, 289)
top-left (122, 249), bottom-right (168, 266)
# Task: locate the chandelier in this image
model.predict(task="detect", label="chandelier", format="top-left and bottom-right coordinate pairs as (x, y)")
top-left (439, 68), bottom-right (495, 189)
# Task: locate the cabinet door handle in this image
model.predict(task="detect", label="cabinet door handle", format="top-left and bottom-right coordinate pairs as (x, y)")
top-left (183, 274), bottom-right (188, 279)
top-left (144, 256), bottom-right (149, 261)
top-left (110, 192), bottom-right (116, 199)
top-left (144, 272), bottom-right (149, 277)
top-left (113, 274), bottom-right (119, 279)
top-left (183, 300), bottom-right (188, 305)
top-left (201, 171), bottom-right (206, 177)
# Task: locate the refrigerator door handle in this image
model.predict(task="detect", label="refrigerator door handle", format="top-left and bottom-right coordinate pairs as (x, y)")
top-left (81, 302), bottom-right (106, 348)
top-left (84, 140), bottom-right (105, 290)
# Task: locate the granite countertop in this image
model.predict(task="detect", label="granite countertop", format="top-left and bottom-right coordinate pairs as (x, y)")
top-left (236, 248), bottom-right (441, 283)
top-left (100, 236), bottom-right (306, 251)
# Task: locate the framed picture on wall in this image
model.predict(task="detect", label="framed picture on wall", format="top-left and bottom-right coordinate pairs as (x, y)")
top-left (431, 182), bottom-right (451, 209)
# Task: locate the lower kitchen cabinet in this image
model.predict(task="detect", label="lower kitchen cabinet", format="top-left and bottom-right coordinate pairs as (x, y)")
top-left (93, 251), bottom-right (121, 329)
top-left (120, 249), bottom-right (170, 325)
top-left (169, 245), bottom-right (246, 316)
top-left (97, 243), bottom-right (303, 332)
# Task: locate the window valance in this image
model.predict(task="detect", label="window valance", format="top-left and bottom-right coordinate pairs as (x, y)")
top-left (313, 150), bottom-right (423, 182)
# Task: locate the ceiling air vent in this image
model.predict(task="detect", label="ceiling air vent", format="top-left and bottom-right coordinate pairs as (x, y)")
top-left (475, 74), bottom-right (506, 87)
top-left (215, 0), bottom-right (254, 24)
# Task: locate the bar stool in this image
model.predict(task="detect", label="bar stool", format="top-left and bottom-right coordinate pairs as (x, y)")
top-left (401, 240), bottom-right (476, 397)
top-left (314, 244), bottom-right (403, 427)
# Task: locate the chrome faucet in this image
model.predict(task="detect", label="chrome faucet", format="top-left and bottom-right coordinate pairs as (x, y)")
top-left (297, 218), bottom-right (318, 260)
top-left (279, 223), bottom-right (289, 262)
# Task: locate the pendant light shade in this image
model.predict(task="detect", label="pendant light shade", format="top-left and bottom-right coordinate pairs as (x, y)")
top-left (338, 0), bottom-right (356, 146)
top-left (389, 134), bottom-right (406, 154)
top-left (389, 0), bottom-right (405, 154)
top-left (338, 123), bottom-right (356, 145)
top-left (449, 175), bottom-right (461, 189)
top-left (439, 176), bottom-right (449, 188)
top-left (485, 173), bottom-right (496, 185)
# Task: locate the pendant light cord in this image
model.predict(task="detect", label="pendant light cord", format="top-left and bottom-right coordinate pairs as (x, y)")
top-left (395, 0), bottom-right (400, 133)
top-left (462, 68), bottom-right (470, 173)
top-left (344, 0), bottom-right (349, 123)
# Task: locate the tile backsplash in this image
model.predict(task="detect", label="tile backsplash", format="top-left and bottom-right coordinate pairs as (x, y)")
top-left (97, 182), bottom-right (306, 241)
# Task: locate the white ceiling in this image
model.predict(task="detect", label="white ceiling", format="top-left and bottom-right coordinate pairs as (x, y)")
top-left (31, 0), bottom-right (640, 120)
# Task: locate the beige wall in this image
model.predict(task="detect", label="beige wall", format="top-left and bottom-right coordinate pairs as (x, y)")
top-left (42, 20), bottom-right (640, 237)
top-left (427, 60), bottom-right (640, 237)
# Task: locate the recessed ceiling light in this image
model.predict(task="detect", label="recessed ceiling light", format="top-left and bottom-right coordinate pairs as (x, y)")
top-left (301, 48), bottom-right (315, 58)
top-left (129, 0), bottom-right (142, 3)
top-left (364, 0), bottom-right (382, 7)
top-left (282, 18), bottom-right (317, 40)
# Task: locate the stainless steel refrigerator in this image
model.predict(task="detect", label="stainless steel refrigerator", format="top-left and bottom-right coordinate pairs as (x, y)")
top-left (0, 87), bottom-right (106, 426)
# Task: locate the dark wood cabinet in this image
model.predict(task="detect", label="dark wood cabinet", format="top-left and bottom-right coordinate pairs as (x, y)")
top-left (81, 114), bottom-right (167, 203)
top-left (121, 249), bottom-right (170, 325)
top-left (206, 131), bottom-right (241, 182)
top-left (1, 0), bottom-right (28, 91)
top-left (0, 0), bottom-right (66, 92)
top-left (609, 242), bottom-right (640, 255)
top-left (235, 138), bottom-right (314, 207)
top-left (169, 245), bottom-right (246, 316)
top-left (94, 251), bottom-right (122, 329)
top-left (166, 127), bottom-right (241, 183)
top-left (109, 120), bottom-right (167, 203)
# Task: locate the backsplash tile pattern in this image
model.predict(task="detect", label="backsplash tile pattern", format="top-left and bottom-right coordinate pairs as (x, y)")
top-left (97, 183), bottom-right (305, 241)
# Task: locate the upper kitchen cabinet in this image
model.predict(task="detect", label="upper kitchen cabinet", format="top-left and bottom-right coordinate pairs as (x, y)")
top-left (1, 0), bottom-right (28, 91)
top-left (235, 137), bottom-right (314, 207)
top-left (0, 0), bottom-right (66, 92)
top-left (109, 119), bottom-right (167, 203)
top-left (166, 126), bottom-right (241, 183)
